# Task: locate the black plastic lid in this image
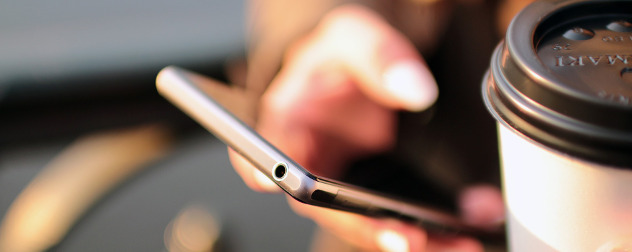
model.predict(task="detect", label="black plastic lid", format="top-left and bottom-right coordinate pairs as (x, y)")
top-left (483, 0), bottom-right (632, 167)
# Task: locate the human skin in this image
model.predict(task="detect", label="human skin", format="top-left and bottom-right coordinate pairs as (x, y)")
top-left (229, 5), bottom-right (504, 252)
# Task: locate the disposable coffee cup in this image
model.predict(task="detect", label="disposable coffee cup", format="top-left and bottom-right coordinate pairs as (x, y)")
top-left (482, 0), bottom-right (632, 251)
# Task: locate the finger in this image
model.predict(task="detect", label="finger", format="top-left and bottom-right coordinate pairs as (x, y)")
top-left (458, 184), bottom-right (505, 229)
top-left (288, 199), bottom-right (427, 252)
top-left (286, 4), bottom-right (438, 112)
top-left (227, 148), bottom-right (281, 193)
top-left (259, 66), bottom-right (396, 177)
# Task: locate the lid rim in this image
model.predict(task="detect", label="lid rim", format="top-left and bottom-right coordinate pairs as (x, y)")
top-left (484, 64), bottom-right (632, 168)
top-left (506, 0), bottom-right (632, 110)
top-left (484, 39), bottom-right (632, 167)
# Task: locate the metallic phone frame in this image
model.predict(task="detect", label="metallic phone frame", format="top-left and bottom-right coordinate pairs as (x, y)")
top-left (156, 66), bottom-right (481, 235)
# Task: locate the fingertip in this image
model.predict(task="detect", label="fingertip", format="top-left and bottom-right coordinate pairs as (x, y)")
top-left (374, 220), bottom-right (427, 252)
top-left (459, 185), bottom-right (505, 229)
top-left (382, 60), bottom-right (439, 112)
top-left (376, 229), bottom-right (410, 252)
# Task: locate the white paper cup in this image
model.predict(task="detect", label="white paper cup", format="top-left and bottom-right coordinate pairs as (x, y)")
top-left (482, 0), bottom-right (632, 251)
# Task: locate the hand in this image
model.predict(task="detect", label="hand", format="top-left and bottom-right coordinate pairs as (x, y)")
top-left (230, 5), bottom-right (502, 251)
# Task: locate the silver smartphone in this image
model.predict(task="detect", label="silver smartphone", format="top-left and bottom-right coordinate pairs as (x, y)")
top-left (156, 66), bottom-right (491, 236)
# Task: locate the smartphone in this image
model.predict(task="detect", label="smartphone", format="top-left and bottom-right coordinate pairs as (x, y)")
top-left (156, 66), bottom-right (491, 236)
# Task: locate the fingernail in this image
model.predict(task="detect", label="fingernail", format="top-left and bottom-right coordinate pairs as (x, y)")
top-left (376, 229), bottom-right (409, 252)
top-left (382, 60), bottom-right (438, 112)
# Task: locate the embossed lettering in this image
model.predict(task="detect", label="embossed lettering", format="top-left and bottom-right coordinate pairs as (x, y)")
top-left (554, 56), bottom-right (584, 67)
top-left (556, 56), bottom-right (564, 66)
top-left (603, 36), bottom-right (626, 42)
top-left (552, 43), bottom-right (572, 51)
top-left (588, 56), bottom-right (602, 65)
top-left (607, 55), bottom-right (629, 65)
top-left (568, 56), bottom-right (584, 66)
top-left (555, 55), bottom-right (631, 67)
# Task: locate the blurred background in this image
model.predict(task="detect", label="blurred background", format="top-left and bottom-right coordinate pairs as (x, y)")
top-left (0, 1), bottom-right (314, 251)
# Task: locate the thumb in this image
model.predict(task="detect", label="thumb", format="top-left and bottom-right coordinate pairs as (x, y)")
top-left (295, 4), bottom-right (438, 111)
